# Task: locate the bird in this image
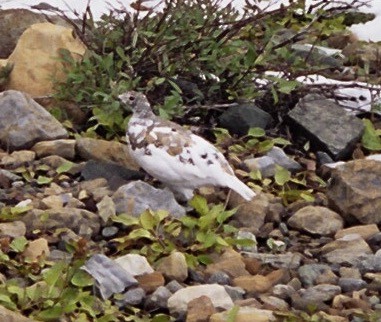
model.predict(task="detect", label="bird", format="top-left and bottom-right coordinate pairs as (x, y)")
top-left (118, 91), bottom-right (256, 201)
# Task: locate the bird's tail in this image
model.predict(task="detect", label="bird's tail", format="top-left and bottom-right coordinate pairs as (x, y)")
top-left (226, 176), bottom-right (256, 201)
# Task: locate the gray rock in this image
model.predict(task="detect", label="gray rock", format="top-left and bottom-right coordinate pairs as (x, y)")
top-left (298, 264), bottom-right (338, 287)
top-left (112, 181), bottom-right (186, 218)
top-left (298, 284), bottom-right (341, 303)
top-left (165, 280), bottom-right (183, 294)
top-left (0, 90), bottom-right (68, 150)
top-left (338, 278), bottom-right (367, 293)
top-left (223, 285), bottom-right (245, 301)
top-left (245, 252), bottom-right (302, 269)
top-left (144, 286), bottom-right (172, 311)
top-left (115, 254), bottom-right (154, 276)
top-left (288, 206), bottom-right (344, 236)
top-left (218, 103), bottom-right (272, 136)
top-left (272, 284), bottom-right (296, 300)
top-left (21, 208), bottom-right (100, 237)
top-left (82, 254), bottom-right (138, 299)
top-left (244, 147), bottom-right (301, 177)
top-left (207, 271), bottom-right (231, 285)
top-left (354, 253), bottom-right (381, 272)
top-left (260, 295), bottom-right (289, 310)
top-left (321, 234), bottom-right (373, 265)
top-left (288, 94), bottom-right (364, 160)
top-left (236, 230), bottom-right (258, 253)
top-left (327, 159), bottom-right (381, 224)
top-left (167, 284), bottom-right (234, 316)
top-left (81, 160), bottom-right (143, 190)
top-left (101, 226), bottom-right (119, 238)
top-left (291, 43), bottom-right (344, 68)
top-left (117, 287), bottom-right (146, 307)
top-left (0, 169), bottom-right (22, 182)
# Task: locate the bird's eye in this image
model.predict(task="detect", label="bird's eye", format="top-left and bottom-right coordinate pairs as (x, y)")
top-left (128, 96), bottom-right (135, 101)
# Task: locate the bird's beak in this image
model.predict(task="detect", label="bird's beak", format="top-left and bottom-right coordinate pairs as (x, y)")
top-left (118, 93), bottom-right (131, 110)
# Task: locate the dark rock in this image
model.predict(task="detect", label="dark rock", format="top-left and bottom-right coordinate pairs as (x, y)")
top-left (291, 43), bottom-right (344, 68)
top-left (297, 284), bottom-right (341, 304)
top-left (223, 285), bottom-right (245, 301)
top-left (316, 151), bottom-right (334, 167)
top-left (368, 232), bottom-right (381, 252)
top-left (288, 94), bottom-right (364, 160)
top-left (207, 271), bottom-right (231, 285)
top-left (165, 280), bottom-right (183, 293)
top-left (81, 160), bottom-right (144, 190)
top-left (218, 103), bottom-right (273, 136)
top-left (327, 159), bottom-right (381, 224)
top-left (117, 287), bottom-right (146, 307)
top-left (144, 286), bottom-right (172, 311)
top-left (82, 254), bottom-right (138, 299)
top-left (298, 264), bottom-right (338, 287)
top-left (112, 181), bottom-right (186, 218)
top-left (339, 278), bottom-right (367, 293)
top-left (0, 90), bottom-right (68, 150)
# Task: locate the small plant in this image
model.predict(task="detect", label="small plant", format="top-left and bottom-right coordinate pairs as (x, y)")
top-left (111, 195), bottom-right (254, 267)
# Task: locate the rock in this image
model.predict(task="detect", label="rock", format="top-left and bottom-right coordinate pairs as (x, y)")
top-left (23, 238), bottom-right (50, 261)
top-left (167, 284), bottom-right (234, 316)
top-left (223, 285), bottom-right (245, 301)
top-left (298, 264), bottom-right (338, 287)
top-left (0, 91), bottom-right (68, 150)
top-left (205, 248), bottom-right (250, 278)
top-left (1, 150), bottom-right (36, 166)
top-left (81, 160), bottom-right (144, 190)
top-left (338, 278), bottom-right (367, 293)
top-left (218, 103), bottom-right (273, 136)
top-left (115, 254), bottom-right (154, 276)
top-left (101, 226), bottom-right (119, 238)
top-left (112, 181), bottom-right (186, 218)
top-left (136, 272), bottom-right (165, 294)
top-left (144, 285), bottom-right (172, 311)
top-left (166, 280), bottom-right (183, 293)
top-left (260, 295), bottom-right (289, 310)
top-left (156, 251), bottom-right (188, 282)
top-left (31, 139), bottom-right (76, 159)
top-left (335, 224), bottom-right (379, 240)
top-left (232, 269), bottom-right (288, 293)
top-left (288, 206), bottom-right (344, 236)
top-left (210, 307), bottom-right (276, 322)
top-left (353, 253), bottom-right (381, 272)
top-left (21, 208), bottom-right (100, 237)
top-left (228, 193), bottom-right (271, 234)
top-left (0, 9), bottom-right (71, 59)
top-left (236, 230), bottom-right (258, 253)
top-left (339, 267), bottom-right (362, 279)
top-left (244, 147), bottom-right (301, 177)
top-left (246, 252), bottom-right (302, 269)
top-left (79, 178), bottom-right (111, 202)
top-left (272, 284), bottom-right (296, 300)
top-left (321, 234), bottom-right (373, 265)
top-left (6, 22), bottom-right (86, 96)
top-left (0, 304), bottom-right (36, 322)
top-left (186, 295), bottom-right (216, 322)
top-left (0, 221), bottom-right (26, 238)
top-left (76, 138), bottom-right (139, 170)
top-left (82, 254), bottom-right (138, 299)
top-left (291, 43), bottom-right (344, 68)
top-left (298, 284), bottom-right (341, 303)
top-left (288, 94), bottom-right (364, 160)
top-left (327, 159), bottom-right (381, 224)
top-left (40, 193), bottom-right (84, 209)
top-left (96, 196), bottom-right (116, 223)
top-left (207, 272), bottom-right (231, 285)
top-left (117, 287), bottom-right (145, 307)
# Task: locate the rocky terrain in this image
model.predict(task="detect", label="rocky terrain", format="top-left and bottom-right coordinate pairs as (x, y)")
top-left (0, 7), bottom-right (381, 322)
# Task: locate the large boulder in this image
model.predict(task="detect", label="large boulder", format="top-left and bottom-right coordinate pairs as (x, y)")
top-left (6, 22), bottom-right (86, 96)
top-left (0, 90), bottom-right (68, 150)
top-left (0, 9), bottom-right (72, 59)
top-left (327, 159), bottom-right (381, 224)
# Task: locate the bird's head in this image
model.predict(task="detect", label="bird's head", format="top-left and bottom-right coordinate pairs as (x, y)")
top-left (118, 91), bottom-right (152, 116)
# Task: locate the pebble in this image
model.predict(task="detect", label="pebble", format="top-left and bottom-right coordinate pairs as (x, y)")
top-left (144, 285), bottom-right (172, 311)
top-left (115, 254), bottom-right (154, 276)
top-left (156, 251), bottom-right (188, 282)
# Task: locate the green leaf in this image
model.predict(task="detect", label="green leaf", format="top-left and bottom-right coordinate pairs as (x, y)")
top-left (111, 214), bottom-right (139, 227)
top-left (43, 262), bottom-right (66, 288)
top-left (247, 127), bottom-right (265, 137)
top-left (128, 228), bottom-right (154, 240)
top-left (151, 314), bottom-right (172, 322)
top-left (10, 236), bottom-right (28, 252)
top-left (196, 254), bottom-right (213, 265)
top-left (71, 269), bottom-right (94, 287)
top-left (227, 306), bottom-right (240, 322)
top-left (36, 306), bottom-right (63, 320)
top-left (36, 175), bottom-right (53, 185)
top-left (272, 137), bottom-right (291, 146)
top-left (362, 119), bottom-right (381, 151)
top-left (189, 195), bottom-right (209, 216)
top-left (56, 161), bottom-right (74, 174)
top-left (140, 211), bottom-right (155, 230)
top-left (274, 166), bottom-right (291, 186)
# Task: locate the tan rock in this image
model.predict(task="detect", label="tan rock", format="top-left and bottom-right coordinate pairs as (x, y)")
top-left (0, 221), bottom-right (26, 238)
top-left (6, 22), bottom-right (86, 96)
top-left (76, 137), bottom-right (139, 170)
top-left (136, 271), bottom-right (165, 294)
top-left (242, 257), bottom-right (261, 275)
top-left (32, 139), bottom-right (76, 159)
top-left (206, 249), bottom-right (250, 278)
top-left (0, 59), bottom-right (7, 68)
top-left (0, 304), bottom-right (37, 322)
top-left (334, 224), bottom-right (379, 240)
top-left (210, 307), bottom-right (276, 322)
top-left (186, 296), bottom-right (216, 322)
top-left (157, 251), bottom-right (188, 282)
top-left (233, 269), bottom-right (287, 293)
top-left (23, 238), bottom-right (50, 261)
top-left (1, 150), bottom-right (35, 166)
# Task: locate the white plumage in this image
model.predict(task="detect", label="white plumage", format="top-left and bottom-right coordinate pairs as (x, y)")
top-left (118, 91), bottom-right (256, 201)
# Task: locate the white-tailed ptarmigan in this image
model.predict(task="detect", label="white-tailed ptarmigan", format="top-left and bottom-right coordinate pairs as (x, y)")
top-left (118, 91), bottom-right (256, 201)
